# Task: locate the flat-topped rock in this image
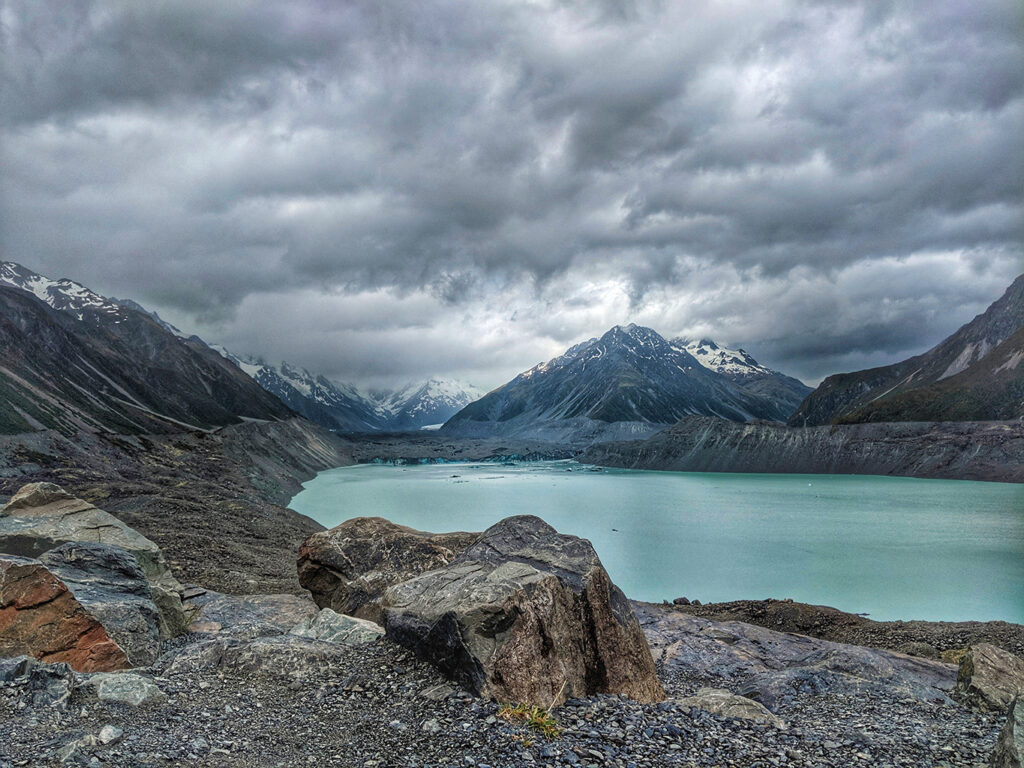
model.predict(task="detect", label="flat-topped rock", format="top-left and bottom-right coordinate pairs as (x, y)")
top-left (636, 602), bottom-right (958, 711)
top-left (0, 482), bottom-right (186, 639)
top-left (297, 516), bottom-right (477, 622)
top-left (0, 554), bottom-right (130, 672)
top-left (380, 515), bottom-right (665, 708)
top-left (674, 687), bottom-right (786, 728)
top-left (184, 590), bottom-right (318, 638)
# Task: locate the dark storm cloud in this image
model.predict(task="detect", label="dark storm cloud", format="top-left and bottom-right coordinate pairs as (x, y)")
top-left (0, 0), bottom-right (1021, 386)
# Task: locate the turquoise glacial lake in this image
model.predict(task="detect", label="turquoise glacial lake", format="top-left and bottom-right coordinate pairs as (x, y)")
top-left (290, 461), bottom-right (1024, 623)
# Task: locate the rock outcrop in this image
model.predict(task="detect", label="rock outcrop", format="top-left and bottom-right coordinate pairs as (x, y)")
top-left (297, 517), bottom-right (477, 622)
top-left (0, 482), bottom-right (187, 638)
top-left (39, 542), bottom-right (161, 666)
top-left (380, 515), bottom-right (665, 708)
top-left (992, 697), bottom-right (1024, 768)
top-left (637, 603), bottom-right (958, 712)
top-left (0, 554), bottom-right (130, 672)
top-left (954, 643), bottom-right (1024, 712)
top-left (80, 672), bottom-right (167, 707)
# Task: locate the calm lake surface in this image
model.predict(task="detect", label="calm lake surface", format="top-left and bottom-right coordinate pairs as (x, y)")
top-left (290, 461), bottom-right (1024, 623)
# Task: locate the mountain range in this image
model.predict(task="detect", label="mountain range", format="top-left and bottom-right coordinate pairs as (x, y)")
top-left (789, 274), bottom-right (1024, 425)
top-left (441, 324), bottom-right (811, 441)
top-left (0, 261), bottom-right (483, 435)
top-left (214, 349), bottom-right (484, 433)
top-left (3, 260), bottom-right (1019, 445)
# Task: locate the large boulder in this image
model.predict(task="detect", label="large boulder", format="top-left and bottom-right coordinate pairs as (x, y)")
top-left (0, 554), bottom-right (130, 672)
top-left (380, 515), bottom-right (665, 708)
top-left (297, 516), bottom-right (477, 622)
top-left (954, 643), bottom-right (1024, 712)
top-left (992, 697), bottom-right (1023, 768)
top-left (0, 482), bottom-right (187, 639)
top-left (39, 542), bottom-right (161, 666)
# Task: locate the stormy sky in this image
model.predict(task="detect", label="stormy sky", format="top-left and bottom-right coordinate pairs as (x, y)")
top-left (1, 1), bottom-right (1021, 390)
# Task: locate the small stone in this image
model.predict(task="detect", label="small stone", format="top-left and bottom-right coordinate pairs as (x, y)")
top-left (98, 725), bottom-right (123, 745)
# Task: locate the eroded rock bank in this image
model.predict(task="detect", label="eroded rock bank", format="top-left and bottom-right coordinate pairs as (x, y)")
top-left (584, 416), bottom-right (1024, 483)
top-left (667, 596), bottom-right (1024, 658)
top-left (0, 418), bottom-right (350, 593)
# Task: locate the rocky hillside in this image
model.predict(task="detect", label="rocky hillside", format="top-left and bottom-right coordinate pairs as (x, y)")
top-left (0, 263), bottom-right (294, 435)
top-left (2, 502), bottom-right (1018, 767)
top-left (443, 324), bottom-right (808, 442)
top-left (790, 273), bottom-right (1024, 426)
top-left (584, 416), bottom-right (1024, 483)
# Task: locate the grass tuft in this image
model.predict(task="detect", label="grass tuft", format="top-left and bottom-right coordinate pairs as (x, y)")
top-left (498, 702), bottom-right (563, 740)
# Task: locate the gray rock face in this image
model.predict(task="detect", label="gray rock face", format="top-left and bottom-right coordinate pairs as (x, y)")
top-left (289, 608), bottom-right (384, 645)
top-left (161, 635), bottom-right (352, 678)
top-left (637, 603), bottom-right (957, 712)
top-left (674, 687), bottom-right (786, 728)
top-left (992, 697), bottom-right (1024, 768)
top-left (297, 517), bottom-right (477, 623)
top-left (954, 643), bottom-right (1024, 712)
top-left (39, 542), bottom-right (161, 667)
top-left (183, 590), bottom-right (317, 638)
top-left (0, 482), bottom-right (187, 638)
top-left (380, 515), bottom-right (665, 708)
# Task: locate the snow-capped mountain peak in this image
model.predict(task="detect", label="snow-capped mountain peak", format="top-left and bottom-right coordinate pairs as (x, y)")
top-left (0, 261), bottom-right (127, 322)
top-left (672, 337), bottom-right (773, 379)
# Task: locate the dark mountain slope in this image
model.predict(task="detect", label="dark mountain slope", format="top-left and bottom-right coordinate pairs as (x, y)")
top-left (838, 326), bottom-right (1024, 423)
top-left (0, 286), bottom-right (293, 435)
top-left (789, 274), bottom-right (1024, 426)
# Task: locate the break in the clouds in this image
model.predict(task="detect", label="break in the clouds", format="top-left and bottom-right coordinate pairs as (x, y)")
top-left (1, 0), bottom-right (1021, 388)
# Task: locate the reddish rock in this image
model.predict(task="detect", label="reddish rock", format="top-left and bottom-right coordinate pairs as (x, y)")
top-left (0, 555), bottom-right (129, 672)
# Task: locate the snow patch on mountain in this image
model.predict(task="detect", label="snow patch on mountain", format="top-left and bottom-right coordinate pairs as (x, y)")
top-left (1, 261), bottom-right (126, 322)
top-left (673, 338), bottom-right (774, 379)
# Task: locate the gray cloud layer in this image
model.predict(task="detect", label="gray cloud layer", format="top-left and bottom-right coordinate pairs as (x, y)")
top-left (2, 0), bottom-right (1021, 387)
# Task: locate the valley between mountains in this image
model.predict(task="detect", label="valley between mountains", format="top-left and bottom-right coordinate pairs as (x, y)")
top-left (1, 261), bottom-right (1022, 767)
